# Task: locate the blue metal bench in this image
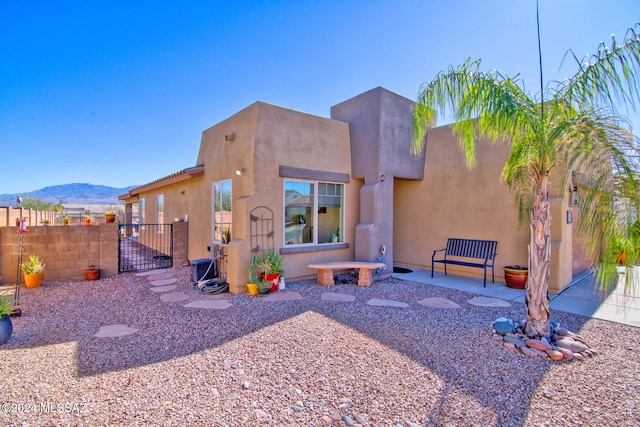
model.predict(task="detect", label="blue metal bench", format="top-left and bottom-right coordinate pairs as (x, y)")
top-left (431, 238), bottom-right (498, 287)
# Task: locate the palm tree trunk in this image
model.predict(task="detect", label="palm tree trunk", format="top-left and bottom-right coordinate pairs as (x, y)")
top-left (525, 173), bottom-right (551, 338)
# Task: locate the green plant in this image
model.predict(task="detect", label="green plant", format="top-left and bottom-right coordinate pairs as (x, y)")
top-left (247, 255), bottom-right (260, 283)
top-left (266, 249), bottom-right (283, 274)
top-left (257, 279), bottom-right (271, 291)
top-left (413, 22), bottom-right (640, 338)
top-left (253, 249), bottom-right (283, 276)
top-left (0, 296), bottom-right (17, 317)
top-left (21, 255), bottom-right (45, 275)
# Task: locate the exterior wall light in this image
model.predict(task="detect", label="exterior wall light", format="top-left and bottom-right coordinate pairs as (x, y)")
top-left (235, 168), bottom-right (246, 176)
top-left (225, 134), bottom-right (235, 142)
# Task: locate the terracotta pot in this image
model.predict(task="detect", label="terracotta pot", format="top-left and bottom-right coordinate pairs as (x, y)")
top-left (504, 267), bottom-right (528, 289)
top-left (85, 268), bottom-right (100, 281)
top-left (105, 214), bottom-right (116, 223)
top-left (23, 272), bottom-right (44, 288)
top-left (85, 220), bottom-right (92, 225)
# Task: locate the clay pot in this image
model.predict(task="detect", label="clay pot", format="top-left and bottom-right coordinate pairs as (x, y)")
top-left (504, 266), bottom-right (528, 289)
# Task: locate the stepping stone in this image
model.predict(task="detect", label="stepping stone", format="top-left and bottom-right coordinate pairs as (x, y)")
top-left (262, 291), bottom-right (303, 301)
top-left (95, 324), bottom-right (139, 338)
top-left (135, 270), bottom-right (167, 277)
top-left (417, 297), bottom-right (462, 309)
top-left (467, 296), bottom-right (511, 307)
top-left (367, 298), bottom-right (409, 308)
top-left (160, 292), bottom-right (189, 302)
top-left (184, 300), bottom-right (232, 310)
top-left (146, 273), bottom-right (175, 281)
top-left (150, 278), bottom-right (178, 286)
top-left (321, 292), bottom-right (356, 302)
top-left (150, 285), bottom-right (177, 293)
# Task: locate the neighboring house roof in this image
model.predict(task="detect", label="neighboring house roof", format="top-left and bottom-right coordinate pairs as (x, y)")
top-left (118, 165), bottom-right (204, 200)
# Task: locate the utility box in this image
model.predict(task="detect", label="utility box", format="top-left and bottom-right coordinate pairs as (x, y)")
top-left (190, 258), bottom-right (215, 282)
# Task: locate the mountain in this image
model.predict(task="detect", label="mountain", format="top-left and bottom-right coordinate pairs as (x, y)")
top-left (0, 183), bottom-right (138, 206)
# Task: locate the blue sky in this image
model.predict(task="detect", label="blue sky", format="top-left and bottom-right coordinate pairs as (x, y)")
top-left (1, 0), bottom-right (639, 196)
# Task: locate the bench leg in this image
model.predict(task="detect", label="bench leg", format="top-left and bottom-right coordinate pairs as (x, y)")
top-left (316, 268), bottom-right (334, 286)
top-left (357, 268), bottom-right (374, 287)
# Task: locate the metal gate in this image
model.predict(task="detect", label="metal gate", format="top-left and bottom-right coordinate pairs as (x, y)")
top-left (118, 223), bottom-right (173, 273)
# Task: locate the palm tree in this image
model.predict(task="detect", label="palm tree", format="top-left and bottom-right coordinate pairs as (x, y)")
top-left (412, 22), bottom-right (640, 338)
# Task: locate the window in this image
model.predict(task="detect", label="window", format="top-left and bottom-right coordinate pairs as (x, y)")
top-left (213, 180), bottom-right (232, 244)
top-left (139, 198), bottom-right (145, 225)
top-left (156, 194), bottom-right (164, 233)
top-left (284, 180), bottom-right (343, 245)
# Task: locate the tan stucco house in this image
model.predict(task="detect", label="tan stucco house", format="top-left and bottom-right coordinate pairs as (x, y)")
top-left (119, 87), bottom-right (590, 294)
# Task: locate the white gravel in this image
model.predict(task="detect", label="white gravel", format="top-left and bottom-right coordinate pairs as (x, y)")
top-left (1, 266), bottom-right (639, 426)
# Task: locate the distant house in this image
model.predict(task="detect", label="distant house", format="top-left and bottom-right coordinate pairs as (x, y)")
top-left (119, 87), bottom-right (589, 294)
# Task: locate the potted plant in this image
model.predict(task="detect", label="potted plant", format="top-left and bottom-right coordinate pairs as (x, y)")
top-left (504, 265), bottom-right (528, 289)
top-left (63, 215), bottom-right (71, 225)
top-left (84, 214), bottom-right (95, 225)
top-left (85, 265), bottom-right (100, 281)
top-left (21, 255), bottom-right (45, 288)
top-left (246, 255), bottom-right (260, 295)
top-left (105, 204), bottom-right (117, 223)
top-left (255, 249), bottom-right (283, 292)
top-left (0, 296), bottom-right (18, 344)
top-left (256, 279), bottom-right (271, 295)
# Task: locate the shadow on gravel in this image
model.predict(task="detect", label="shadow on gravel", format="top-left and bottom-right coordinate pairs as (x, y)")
top-left (4, 269), bottom-right (633, 426)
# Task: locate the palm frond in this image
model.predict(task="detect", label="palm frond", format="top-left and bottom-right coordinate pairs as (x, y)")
top-left (559, 24), bottom-right (640, 112)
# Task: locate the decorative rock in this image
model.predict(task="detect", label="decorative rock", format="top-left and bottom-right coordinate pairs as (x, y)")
top-left (342, 415), bottom-right (354, 426)
top-left (526, 339), bottom-right (552, 351)
top-left (529, 347), bottom-right (549, 358)
top-left (494, 321), bottom-right (516, 335)
top-left (557, 347), bottom-right (574, 360)
top-left (554, 327), bottom-right (574, 337)
top-left (254, 409), bottom-right (268, 418)
top-left (503, 341), bottom-right (515, 349)
top-left (354, 414), bottom-right (366, 424)
top-left (555, 339), bottom-right (588, 353)
top-left (492, 334), bottom-right (505, 341)
top-left (290, 404), bottom-right (304, 412)
top-left (504, 336), bottom-right (527, 348)
top-left (573, 352), bottom-right (584, 361)
top-left (546, 349), bottom-right (564, 361)
top-left (519, 346), bottom-right (538, 357)
top-left (321, 415), bottom-right (332, 424)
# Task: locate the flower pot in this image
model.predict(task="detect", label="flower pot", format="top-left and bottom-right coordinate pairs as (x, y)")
top-left (85, 220), bottom-right (92, 225)
top-left (261, 273), bottom-right (280, 292)
top-left (258, 288), bottom-right (270, 295)
top-left (0, 315), bottom-right (12, 345)
top-left (23, 272), bottom-right (44, 288)
top-left (504, 266), bottom-right (528, 289)
top-left (105, 214), bottom-right (116, 223)
top-left (246, 283), bottom-right (259, 295)
top-left (85, 268), bottom-right (100, 281)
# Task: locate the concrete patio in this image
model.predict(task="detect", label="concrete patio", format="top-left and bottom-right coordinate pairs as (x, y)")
top-left (396, 267), bottom-right (640, 328)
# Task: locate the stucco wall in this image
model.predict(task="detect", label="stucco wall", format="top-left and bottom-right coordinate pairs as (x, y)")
top-left (191, 102), bottom-right (356, 292)
top-left (394, 124), bottom-right (587, 292)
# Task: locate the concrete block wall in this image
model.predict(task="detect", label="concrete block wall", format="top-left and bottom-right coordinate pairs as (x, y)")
top-left (0, 223), bottom-right (119, 284)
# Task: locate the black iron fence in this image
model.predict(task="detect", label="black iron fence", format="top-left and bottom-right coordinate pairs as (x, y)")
top-left (118, 223), bottom-right (173, 273)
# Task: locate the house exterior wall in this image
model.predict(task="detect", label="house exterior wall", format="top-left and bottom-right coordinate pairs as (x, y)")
top-left (190, 102), bottom-right (356, 293)
top-left (393, 123), bottom-right (589, 293)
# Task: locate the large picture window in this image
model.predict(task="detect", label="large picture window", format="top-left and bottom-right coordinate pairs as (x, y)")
top-left (213, 180), bottom-right (232, 244)
top-left (284, 180), bottom-right (343, 245)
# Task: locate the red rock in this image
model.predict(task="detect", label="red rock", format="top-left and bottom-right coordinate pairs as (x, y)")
top-left (519, 346), bottom-right (537, 357)
top-left (526, 339), bottom-right (552, 351)
top-left (557, 347), bottom-right (574, 360)
top-left (530, 348), bottom-right (549, 358)
top-left (555, 339), bottom-right (588, 353)
top-left (503, 342), bottom-right (515, 349)
top-left (546, 349), bottom-right (564, 361)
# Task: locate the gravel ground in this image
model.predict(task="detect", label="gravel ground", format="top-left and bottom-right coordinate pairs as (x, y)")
top-left (1, 266), bottom-right (639, 427)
